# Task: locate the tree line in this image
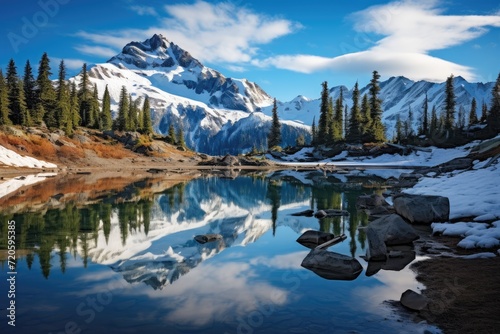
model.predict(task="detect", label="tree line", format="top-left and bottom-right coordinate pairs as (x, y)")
top-left (0, 53), bottom-right (154, 136)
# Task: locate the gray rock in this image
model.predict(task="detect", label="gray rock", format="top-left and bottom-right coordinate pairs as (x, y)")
top-left (365, 226), bottom-right (387, 261)
top-left (296, 230), bottom-right (335, 249)
top-left (314, 209), bottom-right (349, 218)
top-left (194, 234), bottom-right (222, 244)
top-left (400, 289), bottom-right (428, 311)
top-left (301, 249), bottom-right (363, 281)
top-left (393, 194), bottom-right (450, 224)
top-left (369, 214), bottom-right (419, 245)
top-left (356, 194), bottom-right (389, 210)
top-left (314, 210), bottom-right (327, 219)
top-left (291, 209), bottom-right (314, 217)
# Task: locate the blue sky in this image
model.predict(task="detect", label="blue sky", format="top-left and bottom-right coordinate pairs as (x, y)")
top-left (1, 0), bottom-right (500, 101)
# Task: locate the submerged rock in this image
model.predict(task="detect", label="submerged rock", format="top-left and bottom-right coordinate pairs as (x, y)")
top-left (194, 234), bottom-right (222, 244)
top-left (393, 194), bottom-right (450, 224)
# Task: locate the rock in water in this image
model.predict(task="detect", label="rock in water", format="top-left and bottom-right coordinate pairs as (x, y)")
top-left (194, 234), bottom-right (222, 244)
top-left (301, 249), bottom-right (363, 281)
top-left (400, 289), bottom-right (428, 311)
top-left (296, 230), bottom-right (335, 249)
top-left (369, 214), bottom-right (420, 245)
top-left (365, 226), bottom-right (387, 261)
top-left (393, 194), bottom-right (450, 224)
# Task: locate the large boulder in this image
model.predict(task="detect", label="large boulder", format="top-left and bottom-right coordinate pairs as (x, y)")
top-left (356, 194), bottom-right (389, 210)
top-left (301, 249), bottom-right (363, 281)
top-left (365, 226), bottom-right (387, 261)
top-left (296, 230), bottom-right (335, 249)
top-left (400, 289), bottom-right (428, 311)
top-left (393, 194), bottom-right (450, 224)
top-left (369, 214), bottom-right (419, 245)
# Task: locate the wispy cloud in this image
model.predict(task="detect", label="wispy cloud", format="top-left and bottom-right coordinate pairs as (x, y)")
top-left (74, 45), bottom-right (118, 58)
top-left (74, 1), bottom-right (298, 68)
top-left (255, 0), bottom-right (500, 82)
top-left (51, 57), bottom-right (87, 70)
top-left (130, 5), bottom-right (158, 16)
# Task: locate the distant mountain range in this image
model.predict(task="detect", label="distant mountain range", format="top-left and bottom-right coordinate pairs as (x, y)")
top-left (74, 34), bottom-right (495, 154)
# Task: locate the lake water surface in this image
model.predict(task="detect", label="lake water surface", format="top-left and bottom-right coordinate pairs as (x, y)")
top-left (1, 171), bottom-right (436, 333)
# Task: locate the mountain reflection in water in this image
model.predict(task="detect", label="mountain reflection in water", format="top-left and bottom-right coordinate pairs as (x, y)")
top-left (0, 171), bottom-right (436, 334)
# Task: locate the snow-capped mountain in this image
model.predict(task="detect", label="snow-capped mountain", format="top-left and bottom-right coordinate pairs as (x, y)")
top-left (76, 34), bottom-right (310, 154)
top-left (267, 76), bottom-right (495, 136)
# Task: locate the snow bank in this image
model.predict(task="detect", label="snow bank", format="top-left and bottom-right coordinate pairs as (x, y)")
top-left (0, 145), bottom-right (57, 168)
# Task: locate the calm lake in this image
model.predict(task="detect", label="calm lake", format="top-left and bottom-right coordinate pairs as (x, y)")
top-left (0, 170), bottom-right (436, 334)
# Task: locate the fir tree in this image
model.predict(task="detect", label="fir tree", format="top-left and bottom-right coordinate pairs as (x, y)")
top-left (421, 93), bottom-right (429, 136)
top-left (481, 101), bottom-right (488, 122)
top-left (317, 81), bottom-right (330, 145)
top-left (0, 70), bottom-right (11, 125)
top-left (6, 59), bottom-right (28, 125)
top-left (332, 88), bottom-right (343, 141)
top-left (37, 52), bottom-right (56, 126)
top-left (168, 124), bottom-right (176, 144)
top-left (457, 105), bottom-right (466, 129)
top-left (16, 80), bottom-right (30, 126)
top-left (360, 93), bottom-right (371, 139)
top-left (267, 98), bottom-right (281, 149)
top-left (368, 70), bottom-right (385, 142)
top-left (177, 126), bottom-right (185, 147)
top-left (344, 104), bottom-right (349, 139)
top-left (115, 86), bottom-right (129, 131)
top-left (311, 116), bottom-right (317, 145)
top-left (56, 60), bottom-right (72, 133)
top-left (327, 96), bottom-right (334, 142)
top-left (90, 84), bottom-right (100, 129)
top-left (347, 82), bottom-right (362, 143)
top-left (444, 74), bottom-right (456, 133)
top-left (468, 97), bottom-right (478, 125)
top-left (78, 63), bottom-right (92, 127)
top-left (69, 81), bottom-right (80, 127)
top-left (430, 105), bottom-right (438, 136)
top-left (488, 72), bottom-right (500, 132)
top-left (23, 60), bottom-right (37, 120)
top-left (101, 85), bottom-right (112, 130)
top-left (142, 96), bottom-right (153, 134)
top-left (395, 113), bottom-right (403, 143)
top-left (127, 95), bottom-right (138, 131)
top-left (406, 106), bottom-right (414, 139)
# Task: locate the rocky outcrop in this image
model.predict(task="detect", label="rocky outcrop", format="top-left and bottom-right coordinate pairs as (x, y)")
top-left (393, 193), bottom-right (450, 224)
top-left (368, 214), bottom-right (420, 245)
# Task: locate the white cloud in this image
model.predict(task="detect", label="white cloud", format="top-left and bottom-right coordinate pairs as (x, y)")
top-left (256, 0), bottom-right (500, 82)
top-left (51, 57), bottom-right (87, 70)
top-left (74, 1), bottom-right (298, 66)
top-left (74, 45), bottom-right (118, 58)
top-left (130, 5), bottom-right (158, 16)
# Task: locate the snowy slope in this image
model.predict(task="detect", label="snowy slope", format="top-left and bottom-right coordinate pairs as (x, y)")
top-left (0, 144), bottom-right (57, 168)
top-left (72, 34), bottom-right (310, 154)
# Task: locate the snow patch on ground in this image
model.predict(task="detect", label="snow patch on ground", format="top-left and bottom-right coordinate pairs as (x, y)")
top-left (0, 173), bottom-right (57, 199)
top-left (0, 145), bottom-right (57, 168)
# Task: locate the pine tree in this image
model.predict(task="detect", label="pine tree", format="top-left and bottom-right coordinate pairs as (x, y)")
top-left (481, 101), bottom-right (488, 123)
top-left (347, 82), bottom-right (362, 143)
top-left (56, 60), bottom-right (72, 133)
top-left (78, 63), bottom-right (92, 127)
top-left (142, 96), bottom-right (153, 134)
top-left (407, 106), bottom-right (414, 140)
top-left (430, 105), bottom-right (438, 135)
top-left (317, 81), bottom-right (330, 145)
top-left (37, 52), bottom-right (56, 126)
top-left (168, 124), bottom-right (176, 144)
top-left (457, 105), bottom-right (466, 129)
top-left (177, 126), bottom-right (185, 147)
top-left (360, 93), bottom-right (371, 139)
top-left (311, 116), bottom-right (317, 145)
top-left (368, 70), bottom-right (385, 142)
top-left (69, 81), bottom-right (80, 127)
top-left (332, 88), bottom-right (343, 141)
top-left (327, 96), bottom-right (334, 142)
top-left (6, 59), bottom-right (25, 125)
top-left (488, 72), bottom-right (500, 132)
top-left (444, 74), bottom-right (456, 133)
top-left (115, 86), bottom-right (128, 131)
top-left (421, 93), bottom-right (429, 136)
top-left (101, 85), bottom-right (112, 130)
top-left (89, 84), bottom-right (100, 129)
top-left (0, 70), bottom-right (11, 125)
top-left (23, 60), bottom-right (37, 120)
top-left (468, 98), bottom-right (478, 125)
top-left (344, 104), bottom-right (349, 139)
top-left (16, 80), bottom-right (30, 126)
top-left (267, 98), bottom-right (281, 149)
top-left (127, 95), bottom-right (138, 131)
top-left (395, 113), bottom-right (403, 143)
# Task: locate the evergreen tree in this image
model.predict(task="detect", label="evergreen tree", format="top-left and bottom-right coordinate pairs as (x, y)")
top-left (136, 97), bottom-right (144, 131)
top-left (69, 81), bottom-right (80, 127)
top-left (101, 85), bottom-right (112, 130)
top-left (90, 84), bottom-right (100, 128)
top-left (78, 63), bottom-right (92, 127)
top-left (481, 101), bottom-right (488, 122)
top-left (421, 93), bottom-right (429, 136)
top-left (457, 105), bottom-right (466, 129)
top-left (444, 74), bottom-right (456, 133)
top-left (360, 93), bottom-right (371, 139)
top-left (23, 60), bottom-right (37, 120)
top-left (55, 60), bottom-right (72, 133)
top-left (327, 96), bottom-right (334, 142)
top-left (115, 86), bottom-right (128, 131)
top-left (311, 116), bottom-right (317, 146)
top-left (332, 88), bottom-right (343, 141)
top-left (344, 104), bottom-right (349, 139)
top-left (267, 98), bottom-right (281, 148)
top-left (430, 105), bottom-right (438, 135)
top-left (37, 52), bottom-right (56, 126)
top-left (317, 81), bottom-right (330, 145)
top-left (16, 80), bottom-right (30, 126)
top-left (406, 106), bottom-right (414, 140)
top-left (127, 95), bottom-right (138, 131)
top-left (468, 97), bottom-right (478, 125)
top-left (6, 59), bottom-right (29, 125)
top-left (395, 113), bottom-right (403, 143)
top-left (488, 72), bottom-right (500, 132)
top-left (168, 124), bottom-right (176, 144)
top-left (347, 82), bottom-right (362, 143)
top-left (142, 96), bottom-right (153, 134)
top-left (368, 70), bottom-right (385, 142)
top-left (0, 70), bottom-right (11, 125)
top-left (177, 126), bottom-right (185, 147)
